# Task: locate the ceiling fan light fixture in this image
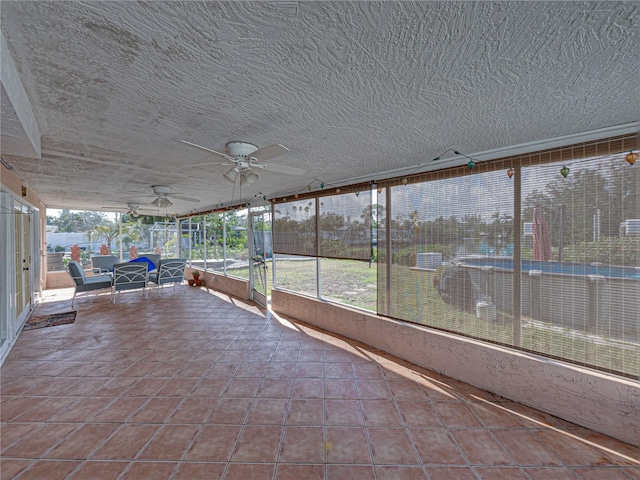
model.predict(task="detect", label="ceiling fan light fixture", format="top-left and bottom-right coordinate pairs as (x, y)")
top-left (125, 202), bottom-right (141, 217)
top-left (223, 167), bottom-right (238, 184)
top-left (241, 170), bottom-right (259, 185)
top-left (151, 197), bottom-right (173, 208)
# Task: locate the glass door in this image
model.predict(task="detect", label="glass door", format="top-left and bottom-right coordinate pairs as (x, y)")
top-left (249, 210), bottom-right (271, 307)
top-left (0, 192), bottom-right (11, 357)
top-left (14, 202), bottom-right (32, 326)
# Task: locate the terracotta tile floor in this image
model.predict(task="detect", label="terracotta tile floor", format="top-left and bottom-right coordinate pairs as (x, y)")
top-left (1, 286), bottom-right (638, 479)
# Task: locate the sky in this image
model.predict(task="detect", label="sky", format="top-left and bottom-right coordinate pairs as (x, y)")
top-left (47, 208), bottom-right (116, 221)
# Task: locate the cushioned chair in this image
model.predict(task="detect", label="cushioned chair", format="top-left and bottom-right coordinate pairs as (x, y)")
top-left (111, 262), bottom-right (148, 303)
top-left (67, 260), bottom-right (113, 307)
top-left (91, 255), bottom-right (118, 274)
top-left (148, 258), bottom-right (187, 296)
top-left (129, 256), bottom-right (157, 273)
top-left (135, 253), bottom-right (161, 271)
top-left (145, 253), bottom-right (161, 268)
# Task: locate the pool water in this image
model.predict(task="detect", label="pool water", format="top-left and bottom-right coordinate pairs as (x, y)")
top-left (457, 257), bottom-right (640, 279)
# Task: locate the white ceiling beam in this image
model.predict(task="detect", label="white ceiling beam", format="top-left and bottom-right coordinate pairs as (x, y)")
top-left (0, 30), bottom-right (40, 159)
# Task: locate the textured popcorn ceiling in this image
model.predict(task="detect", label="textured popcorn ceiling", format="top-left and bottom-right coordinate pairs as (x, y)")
top-left (1, 1), bottom-right (638, 215)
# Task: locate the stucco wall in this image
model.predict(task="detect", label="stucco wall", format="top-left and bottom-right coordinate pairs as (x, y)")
top-left (271, 289), bottom-right (639, 445)
top-left (1, 162), bottom-right (41, 206)
top-left (187, 267), bottom-right (250, 300)
top-left (45, 270), bottom-right (75, 289)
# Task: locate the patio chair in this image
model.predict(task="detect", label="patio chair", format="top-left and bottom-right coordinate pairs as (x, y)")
top-left (91, 255), bottom-right (118, 274)
top-left (135, 253), bottom-right (161, 271)
top-left (67, 260), bottom-right (113, 307)
top-left (111, 262), bottom-right (148, 303)
top-left (145, 253), bottom-right (161, 268)
top-left (148, 258), bottom-right (187, 296)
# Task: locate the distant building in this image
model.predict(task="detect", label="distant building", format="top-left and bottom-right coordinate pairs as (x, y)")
top-left (620, 219), bottom-right (640, 236)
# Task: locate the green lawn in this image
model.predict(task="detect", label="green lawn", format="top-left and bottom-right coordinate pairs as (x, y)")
top-left (387, 266), bottom-right (639, 378)
top-left (274, 258), bottom-right (377, 310)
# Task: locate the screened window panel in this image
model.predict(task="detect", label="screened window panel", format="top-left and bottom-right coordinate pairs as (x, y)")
top-left (319, 257), bottom-right (377, 312)
top-left (274, 254), bottom-right (317, 297)
top-left (184, 216), bottom-right (205, 266)
top-left (224, 209), bottom-right (249, 279)
top-left (183, 209), bottom-right (253, 277)
top-left (376, 187), bottom-right (388, 315)
top-left (378, 144), bottom-right (638, 378)
top-left (273, 199), bottom-right (317, 257)
top-left (318, 191), bottom-right (372, 261)
top-left (204, 213), bottom-right (225, 271)
top-left (150, 219), bottom-right (180, 258)
top-left (521, 154), bottom-right (639, 376)
top-left (384, 169), bottom-right (516, 345)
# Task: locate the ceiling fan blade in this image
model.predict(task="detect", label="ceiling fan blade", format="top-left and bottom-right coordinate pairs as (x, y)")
top-left (172, 195), bottom-right (201, 203)
top-left (181, 140), bottom-right (232, 161)
top-left (250, 144), bottom-right (289, 163)
top-left (183, 161), bottom-right (235, 167)
top-left (251, 163), bottom-right (306, 175)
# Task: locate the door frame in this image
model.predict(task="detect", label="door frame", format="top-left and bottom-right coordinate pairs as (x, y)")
top-left (14, 200), bottom-right (37, 329)
top-left (1, 191), bottom-right (39, 365)
top-left (248, 209), bottom-right (271, 307)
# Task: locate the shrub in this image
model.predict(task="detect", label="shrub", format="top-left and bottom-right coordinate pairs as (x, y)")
top-left (562, 236), bottom-right (638, 265)
top-left (391, 244), bottom-right (455, 267)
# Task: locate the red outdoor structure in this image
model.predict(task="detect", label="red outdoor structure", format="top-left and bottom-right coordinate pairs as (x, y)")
top-left (70, 244), bottom-right (81, 262)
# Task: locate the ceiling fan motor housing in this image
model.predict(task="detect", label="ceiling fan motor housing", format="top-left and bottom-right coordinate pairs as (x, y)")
top-left (152, 185), bottom-right (172, 195)
top-left (226, 141), bottom-right (258, 158)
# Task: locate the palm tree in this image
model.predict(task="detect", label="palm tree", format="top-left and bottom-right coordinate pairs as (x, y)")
top-left (87, 224), bottom-right (120, 252)
top-left (121, 221), bottom-right (142, 249)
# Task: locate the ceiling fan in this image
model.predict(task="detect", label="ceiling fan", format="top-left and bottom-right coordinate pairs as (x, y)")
top-left (101, 202), bottom-right (149, 218)
top-left (125, 202), bottom-right (141, 217)
top-left (147, 185), bottom-right (200, 208)
top-left (181, 140), bottom-right (305, 185)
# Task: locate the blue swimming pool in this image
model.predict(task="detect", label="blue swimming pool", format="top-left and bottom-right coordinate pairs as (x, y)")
top-left (457, 257), bottom-right (640, 279)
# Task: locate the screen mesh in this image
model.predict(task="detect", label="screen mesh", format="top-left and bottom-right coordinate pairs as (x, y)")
top-left (379, 168), bottom-right (516, 344)
top-left (376, 140), bottom-right (638, 377)
top-left (273, 191), bottom-right (373, 261)
top-left (520, 155), bottom-right (638, 374)
top-left (318, 191), bottom-right (372, 261)
top-left (270, 135), bottom-right (637, 377)
top-left (273, 198), bottom-right (317, 257)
